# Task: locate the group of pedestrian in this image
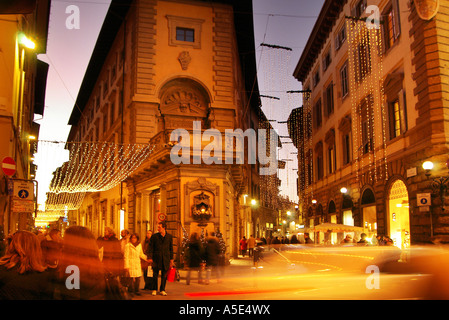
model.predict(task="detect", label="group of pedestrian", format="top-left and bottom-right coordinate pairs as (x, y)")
top-left (239, 234), bottom-right (257, 257)
top-left (184, 232), bottom-right (223, 285)
top-left (0, 221), bottom-right (174, 300)
top-left (95, 221), bottom-right (174, 297)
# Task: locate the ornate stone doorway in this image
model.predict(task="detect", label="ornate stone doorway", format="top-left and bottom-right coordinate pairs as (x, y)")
top-left (387, 179), bottom-right (410, 249)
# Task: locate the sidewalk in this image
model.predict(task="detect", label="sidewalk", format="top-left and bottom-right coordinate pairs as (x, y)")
top-left (132, 256), bottom-right (256, 300)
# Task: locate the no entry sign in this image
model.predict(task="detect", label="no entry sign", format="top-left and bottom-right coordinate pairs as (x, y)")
top-left (1, 157), bottom-right (16, 176)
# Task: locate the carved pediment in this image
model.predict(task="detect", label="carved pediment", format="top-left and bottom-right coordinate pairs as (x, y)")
top-left (160, 87), bottom-right (207, 117)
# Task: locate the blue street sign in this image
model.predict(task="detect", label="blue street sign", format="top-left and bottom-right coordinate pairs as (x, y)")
top-left (18, 189), bottom-right (29, 199)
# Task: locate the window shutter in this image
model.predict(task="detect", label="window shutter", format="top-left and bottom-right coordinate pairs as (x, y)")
top-left (392, 0), bottom-right (401, 39)
top-left (398, 89), bottom-right (407, 134)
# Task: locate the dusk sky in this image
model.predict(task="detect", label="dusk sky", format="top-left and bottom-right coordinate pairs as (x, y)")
top-left (35, 0), bottom-right (325, 207)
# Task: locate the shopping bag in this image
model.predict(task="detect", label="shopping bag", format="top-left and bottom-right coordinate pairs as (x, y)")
top-left (167, 267), bottom-right (176, 282)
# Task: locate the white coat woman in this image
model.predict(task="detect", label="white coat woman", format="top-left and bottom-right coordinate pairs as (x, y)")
top-left (124, 233), bottom-right (147, 296)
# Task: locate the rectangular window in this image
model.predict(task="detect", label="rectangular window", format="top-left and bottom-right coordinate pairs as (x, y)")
top-left (360, 96), bottom-right (374, 154)
top-left (391, 100), bottom-right (401, 138)
top-left (316, 152), bottom-right (324, 180)
top-left (383, 1), bottom-right (401, 52)
top-left (103, 76), bottom-right (109, 98)
top-left (328, 145), bottom-right (336, 174)
top-left (335, 25), bottom-right (346, 51)
top-left (354, 0), bottom-right (367, 17)
top-left (103, 109), bottom-right (108, 133)
top-left (324, 82), bottom-right (334, 117)
top-left (313, 99), bottom-right (322, 129)
top-left (110, 102), bottom-right (115, 127)
top-left (340, 62), bottom-right (349, 98)
top-left (313, 68), bottom-right (320, 87)
top-left (361, 121), bottom-right (372, 154)
top-left (387, 86), bottom-right (407, 141)
top-left (323, 50), bottom-right (332, 71)
top-left (342, 133), bottom-right (351, 165)
top-left (176, 27), bottom-right (194, 42)
top-left (354, 40), bottom-right (371, 82)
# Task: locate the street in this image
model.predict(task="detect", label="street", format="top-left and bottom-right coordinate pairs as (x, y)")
top-left (132, 244), bottom-right (449, 301)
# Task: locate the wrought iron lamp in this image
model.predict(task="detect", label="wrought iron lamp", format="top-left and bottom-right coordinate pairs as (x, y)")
top-left (422, 161), bottom-right (449, 212)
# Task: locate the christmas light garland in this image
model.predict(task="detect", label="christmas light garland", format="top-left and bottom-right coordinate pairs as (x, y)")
top-left (40, 140), bottom-right (155, 210)
top-left (346, 18), bottom-right (387, 188)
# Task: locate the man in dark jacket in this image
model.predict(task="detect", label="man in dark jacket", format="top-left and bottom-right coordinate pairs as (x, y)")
top-left (146, 221), bottom-right (173, 296)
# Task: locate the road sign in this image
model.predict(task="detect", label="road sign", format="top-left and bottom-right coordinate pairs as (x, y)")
top-left (11, 199), bottom-right (35, 213)
top-left (18, 189), bottom-right (29, 199)
top-left (417, 193), bottom-right (431, 206)
top-left (13, 180), bottom-right (34, 201)
top-left (1, 157), bottom-right (16, 176)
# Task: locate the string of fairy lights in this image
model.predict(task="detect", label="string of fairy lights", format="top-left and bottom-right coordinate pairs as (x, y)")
top-left (258, 43), bottom-right (299, 207)
top-left (302, 90), bottom-right (313, 204)
top-left (36, 140), bottom-right (155, 211)
top-left (346, 18), bottom-right (388, 187)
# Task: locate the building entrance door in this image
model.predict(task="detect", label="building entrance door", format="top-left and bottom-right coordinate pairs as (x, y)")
top-left (387, 179), bottom-right (410, 250)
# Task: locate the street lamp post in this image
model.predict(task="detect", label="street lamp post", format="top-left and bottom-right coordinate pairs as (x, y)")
top-left (422, 161), bottom-right (449, 212)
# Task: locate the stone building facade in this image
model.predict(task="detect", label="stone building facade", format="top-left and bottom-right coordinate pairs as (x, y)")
top-left (289, 0), bottom-right (449, 246)
top-left (58, 0), bottom-right (278, 262)
top-left (0, 0), bottom-right (50, 235)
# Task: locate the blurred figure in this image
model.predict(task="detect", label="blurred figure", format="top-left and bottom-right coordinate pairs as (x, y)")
top-left (142, 230), bottom-right (153, 291)
top-left (239, 236), bottom-right (247, 257)
top-left (271, 236), bottom-right (280, 244)
top-left (204, 232), bottom-right (221, 284)
top-left (57, 226), bottom-right (106, 300)
top-left (185, 232), bottom-right (203, 285)
top-left (120, 229), bottom-right (130, 253)
top-left (97, 228), bottom-right (124, 282)
top-left (304, 233), bottom-right (313, 244)
top-left (0, 226), bottom-right (6, 258)
top-left (290, 234), bottom-right (299, 244)
top-left (372, 234), bottom-right (381, 245)
top-left (253, 240), bottom-right (264, 267)
top-left (341, 234), bottom-right (353, 244)
top-left (36, 230), bottom-right (46, 243)
top-left (383, 235), bottom-right (394, 246)
top-left (357, 233), bottom-right (369, 245)
top-left (0, 231), bottom-right (53, 299)
top-left (118, 229), bottom-right (131, 289)
top-left (247, 235), bottom-right (255, 257)
top-left (124, 233), bottom-right (147, 296)
top-left (40, 228), bottom-right (62, 268)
